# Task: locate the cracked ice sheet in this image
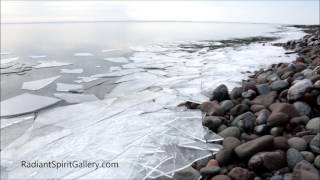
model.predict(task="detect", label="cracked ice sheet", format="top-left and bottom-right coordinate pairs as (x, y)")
top-left (54, 93), bottom-right (99, 104)
top-left (0, 93), bottom-right (61, 117)
top-left (60, 68), bottom-right (83, 74)
top-left (56, 83), bottom-right (83, 92)
top-left (103, 57), bottom-right (129, 63)
top-left (22, 76), bottom-right (61, 90)
top-left (1, 90), bottom-right (222, 180)
top-left (33, 61), bottom-right (72, 68)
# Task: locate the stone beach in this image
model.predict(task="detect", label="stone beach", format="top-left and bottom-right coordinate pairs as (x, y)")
top-left (185, 25), bottom-right (320, 180)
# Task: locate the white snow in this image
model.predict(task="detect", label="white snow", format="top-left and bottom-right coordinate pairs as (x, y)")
top-left (22, 76), bottom-right (61, 91)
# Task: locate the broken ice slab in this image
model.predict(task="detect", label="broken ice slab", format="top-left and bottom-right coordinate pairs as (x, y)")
top-left (56, 83), bottom-right (83, 92)
top-left (22, 76), bottom-right (61, 91)
top-left (1, 63), bottom-right (33, 75)
top-left (60, 68), bottom-right (83, 74)
top-left (103, 57), bottom-right (129, 63)
top-left (74, 53), bottom-right (94, 56)
top-left (29, 55), bottom-right (46, 59)
top-left (1, 57), bottom-right (19, 64)
top-left (74, 76), bottom-right (100, 83)
top-left (33, 61), bottom-right (72, 68)
top-left (91, 68), bottom-right (144, 78)
top-left (53, 93), bottom-right (98, 104)
top-left (1, 113), bottom-right (35, 129)
top-left (0, 93), bottom-right (61, 117)
top-left (101, 49), bottom-right (121, 53)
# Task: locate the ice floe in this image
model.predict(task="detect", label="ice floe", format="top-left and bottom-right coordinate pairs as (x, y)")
top-left (101, 49), bottom-right (121, 53)
top-left (74, 53), bottom-right (94, 56)
top-left (54, 93), bottom-right (98, 104)
top-left (60, 68), bottom-right (83, 74)
top-left (0, 93), bottom-right (60, 117)
top-left (103, 57), bottom-right (129, 63)
top-left (74, 76), bottom-right (100, 83)
top-left (33, 61), bottom-right (72, 68)
top-left (29, 55), bottom-right (47, 59)
top-left (1, 57), bottom-right (19, 64)
top-left (56, 83), bottom-right (83, 92)
top-left (91, 68), bottom-right (144, 78)
top-left (22, 75), bottom-right (61, 90)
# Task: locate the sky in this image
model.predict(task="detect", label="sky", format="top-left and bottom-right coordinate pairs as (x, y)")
top-left (1, 1), bottom-right (319, 24)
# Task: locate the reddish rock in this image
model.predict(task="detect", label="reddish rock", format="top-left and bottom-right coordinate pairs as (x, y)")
top-left (269, 103), bottom-right (300, 118)
top-left (293, 160), bottom-right (320, 180)
top-left (200, 101), bottom-right (225, 116)
top-left (228, 167), bottom-right (251, 180)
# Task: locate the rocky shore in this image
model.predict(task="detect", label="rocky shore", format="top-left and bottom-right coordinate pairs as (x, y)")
top-left (184, 25), bottom-right (320, 180)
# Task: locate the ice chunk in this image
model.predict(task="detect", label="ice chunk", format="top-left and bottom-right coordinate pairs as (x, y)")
top-left (109, 66), bottom-right (121, 72)
top-left (103, 57), bottom-right (129, 63)
top-left (101, 49), bottom-right (121, 53)
top-left (0, 93), bottom-right (60, 117)
top-left (22, 76), bottom-right (61, 90)
top-left (1, 57), bottom-right (19, 64)
top-left (29, 55), bottom-right (46, 59)
top-left (91, 69), bottom-right (144, 78)
top-left (74, 76), bottom-right (100, 83)
top-left (33, 61), bottom-right (72, 68)
top-left (74, 53), bottom-right (94, 56)
top-left (1, 113), bottom-right (35, 129)
top-left (56, 83), bottom-right (83, 92)
top-left (60, 68), bottom-right (83, 74)
top-left (53, 93), bottom-right (98, 104)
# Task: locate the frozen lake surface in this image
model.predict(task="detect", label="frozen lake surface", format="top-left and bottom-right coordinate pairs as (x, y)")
top-left (0, 22), bottom-right (305, 179)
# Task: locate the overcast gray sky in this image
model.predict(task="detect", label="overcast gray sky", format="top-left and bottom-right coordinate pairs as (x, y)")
top-left (1, 1), bottom-right (319, 24)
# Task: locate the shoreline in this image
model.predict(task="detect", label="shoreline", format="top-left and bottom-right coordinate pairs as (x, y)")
top-left (185, 25), bottom-right (320, 180)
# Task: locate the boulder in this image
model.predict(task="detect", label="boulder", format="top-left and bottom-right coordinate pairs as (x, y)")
top-left (287, 79), bottom-right (313, 101)
top-left (211, 84), bottom-right (229, 102)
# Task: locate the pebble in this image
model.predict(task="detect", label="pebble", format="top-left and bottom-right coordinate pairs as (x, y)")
top-left (250, 105), bottom-right (265, 112)
top-left (254, 124), bottom-right (269, 135)
top-left (199, 166), bottom-right (221, 177)
top-left (300, 151), bottom-right (315, 163)
top-left (218, 127), bottom-right (241, 138)
top-left (255, 109), bottom-right (270, 125)
top-left (173, 167), bottom-right (200, 180)
top-left (230, 104), bottom-right (249, 116)
top-left (228, 167), bottom-right (251, 180)
top-left (256, 83), bottom-right (271, 95)
top-left (287, 137), bottom-right (307, 151)
top-left (267, 112), bottom-right (289, 127)
top-left (232, 112), bottom-right (256, 131)
top-left (287, 79), bottom-right (313, 101)
top-left (217, 124), bottom-right (227, 133)
top-left (314, 155), bottom-right (320, 169)
top-left (269, 103), bottom-right (300, 118)
top-left (270, 80), bottom-right (289, 91)
top-left (230, 87), bottom-right (243, 100)
top-left (273, 136), bottom-right (289, 150)
top-left (203, 116), bottom-right (224, 130)
top-left (206, 159), bottom-right (219, 167)
top-left (309, 133), bottom-right (320, 153)
top-left (251, 92), bottom-right (277, 107)
top-left (293, 160), bottom-right (320, 180)
top-left (234, 135), bottom-right (274, 159)
top-left (287, 148), bottom-right (304, 169)
top-left (211, 84), bottom-right (229, 102)
top-left (242, 89), bottom-right (256, 99)
top-left (293, 101), bottom-right (311, 116)
top-left (220, 100), bottom-right (235, 112)
top-left (200, 101), bottom-right (225, 116)
top-left (211, 175), bottom-right (232, 180)
top-left (223, 137), bottom-right (241, 150)
top-left (283, 173), bottom-right (293, 180)
top-left (248, 150), bottom-right (286, 171)
top-left (270, 175), bottom-right (284, 180)
top-left (306, 117), bottom-right (320, 133)
top-left (270, 127), bottom-right (284, 136)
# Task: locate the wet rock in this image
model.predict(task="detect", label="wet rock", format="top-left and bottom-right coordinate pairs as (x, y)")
top-left (220, 100), bottom-right (235, 112)
top-left (216, 149), bottom-right (233, 166)
top-left (290, 116), bottom-right (309, 125)
top-left (232, 112), bottom-right (256, 131)
top-left (293, 101), bottom-right (311, 116)
top-left (173, 167), bottom-right (201, 180)
top-left (270, 127), bottom-right (284, 136)
top-left (255, 109), bottom-right (271, 125)
top-left (288, 137), bottom-right (307, 151)
top-left (230, 87), bottom-right (243, 100)
top-left (234, 135), bottom-right (274, 159)
top-left (309, 133), bottom-right (320, 153)
top-left (270, 175), bottom-right (284, 180)
top-left (314, 155), bottom-right (320, 169)
top-left (287, 79), bottom-right (313, 101)
top-left (269, 103), bottom-right (300, 118)
top-left (287, 148), bottom-right (304, 169)
top-left (217, 124), bottom-right (227, 133)
top-left (242, 89), bottom-right (256, 99)
top-left (230, 104), bottom-right (249, 116)
top-left (248, 150), bottom-right (286, 171)
top-left (270, 80), bottom-right (289, 91)
top-left (250, 105), bottom-right (265, 113)
top-left (200, 101), bottom-right (225, 116)
top-left (256, 83), bottom-right (271, 95)
top-left (273, 136), bottom-right (289, 150)
top-left (203, 116), bottom-right (224, 130)
top-left (211, 175), bottom-right (232, 180)
top-left (251, 91), bottom-right (277, 107)
top-left (267, 112), bottom-right (289, 127)
top-left (207, 159), bottom-right (219, 167)
top-left (293, 160), bottom-right (320, 180)
top-left (223, 137), bottom-right (241, 150)
top-left (240, 133), bottom-right (259, 141)
top-left (300, 151), bottom-right (315, 163)
top-left (218, 127), bottom-right (241, 138)
top-left (200, 166), bottom-right (221, 177)
top-left (254, 124), bottom-right (269, 135)
top-left (306, 117), bottom-right (320, 133)
top-left (228, 167), bottom-right (251, 180)
top-left (211, 84), bottom-right (229, 102)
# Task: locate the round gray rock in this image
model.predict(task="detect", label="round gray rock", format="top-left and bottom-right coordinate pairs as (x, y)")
top-left (288, 137), bottom-right (307, 151)
top-left (287, 148), bottom-right (304, 169)
top-left (306, 117), bottom-right (320, 133)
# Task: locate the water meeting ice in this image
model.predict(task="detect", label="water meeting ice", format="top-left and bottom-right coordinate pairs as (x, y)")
top-left (1, 27), bottom-right (305, 179)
